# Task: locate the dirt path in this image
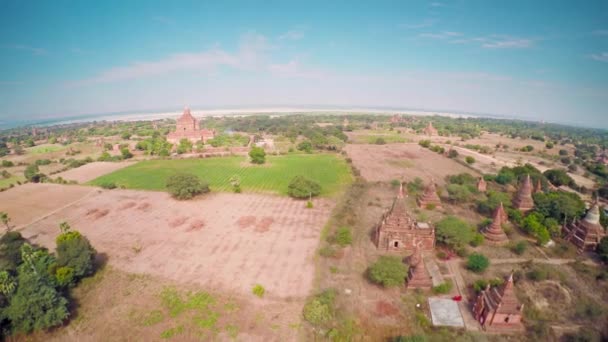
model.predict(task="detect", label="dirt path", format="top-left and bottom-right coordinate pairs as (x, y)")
top-left (488, 257), bottom-right (600, 267)
top-left (446, 259), bottom-right (480, 331)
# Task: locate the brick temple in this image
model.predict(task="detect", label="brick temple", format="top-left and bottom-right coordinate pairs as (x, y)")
top-left (375, 183), bottom-right (435, 252)
top-left (167, 107), bottom-right (215, 144)
top-left (472, 273), bottom-right (524, 332)
top-left (423, 122), bottom-right (438, 136)
top-left (481, 202), bottom-right (509, 244)
top-left (406, 240), bottom-right (433, 290)
top-left (417, 180), bottom-right (442, 209)
top-left (477, 177), bottom-right (487, 192)
top-left (512, 175), bottom-right (534, 213)
top-left (563, 203), bottom-right (606, 252)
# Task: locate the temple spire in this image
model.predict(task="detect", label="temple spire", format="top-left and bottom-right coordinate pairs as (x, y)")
top-left (482, 202), bottom-right (509, 244)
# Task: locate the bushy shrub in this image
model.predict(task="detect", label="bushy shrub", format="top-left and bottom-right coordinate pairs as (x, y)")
top-left (466, 253), bottom-right (489, 273)
top-left (432, 280), bottom-right (453, 294)
top-left (287, 176), bottom-right (321, 199)
top-left (465, 156), bottom-right (476, 164)
top-left (56, 224), bottom-right (96, 283)
top-left (511, 241), bottom-right (528, 255)
top-left (303, 289), bottom-right (336, 325)
top-left (166, 173), bottom-right (209, 200)
top-left (435, 216), bottom-right (475, 250)
top-left (249, 147), bottom-right (266, 164)
top-left (368, 256), bottom-right (407, 287)
top-left (335, 227), bottom-right (353, 247)
top-left (252, 284), bottom-right (265, 298)
top-left (99, 181), bottom-right (117, 190)
top-left (375, 137), bottom-right (386, 145)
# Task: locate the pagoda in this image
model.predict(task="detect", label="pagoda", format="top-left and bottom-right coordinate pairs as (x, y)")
top-left (406, 240), bottom-right (433, 290)
top-left (417, 180), bottom-right (442, 209)
top-left (375, 183), bottom-right (435, 252)
top-left (563, 203), bottom-right (606, 252)
top-left (482, 202), bottom-right (509, 244)
top-left (166, 107), bottom-right (215, 144)
top-left (512, 175), bottom-right (534, 213)
top-left (533, 178), bottom-right (542, 194)
top-left (477, 177), bottom-right (487, 192)
top-left (423, 122), bottom-right (438, 136)
top-left (472, 273), bottom-right (524, 331)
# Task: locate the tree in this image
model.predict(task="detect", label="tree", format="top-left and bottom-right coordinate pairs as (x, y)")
top-left (466, 253), bottom-right (489, 273)
top-left (0, 212), bottom-right (10, 231)
top-left (120, 148), bottom-right (133, 159)
top-left (435, 216), bottom-right (475, 251)
top-left (465, 156), bottom-right (476, 164)
top-left (335, 227), bottom-right (353, 247)
top-left (166, 173), bottom-right (209, 200)
top-left (97, 151), bottom-right (112, 162)
top-left (249, 146), bottom-right (266, 164)
top-left (545, 141), bottom-right (554, 149)
top-left (287, 176), bottom-right (321, 199)
top-left (597, 236), bottom-right (608, 263)
top-left (521, 211), bottom-right (551, 245)
top-left (367, 256), bottom-right (407, 287)
top-left (176, 139), bottom-right (193, 154)
top-left (5, 265), bottom-right (69, 334)
top-left (543, 169), bottom-right (575, 187)
top-left (1, 160), bottom-right (14, 167)
top-left (0, 232), bottom-right (26, 272)
top-left (446, 184), bottom-right (473, 202)
top-left (418, 140), bottom-right (431, 148)
top-left (375, 137), bottom-right (386, 145)
top-left (448, 149), bottom-right (459, 158)
top-left (121, 132), bottom-right (132, 140)
top-left (24, 164), bottom-right (40, 182)
top-left (297, 141), bottom-right (313, 153)
top-left (559, 149), bottom-right (568, 156)
top-left (55, 224), bottom-right (96, 283)
top-left (229, 175), bottom-right (241, 193)
top-left (533, 191), bottom-right (585, 222)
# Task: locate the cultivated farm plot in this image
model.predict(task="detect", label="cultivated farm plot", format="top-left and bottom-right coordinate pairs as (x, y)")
top-left (17, 188), bottom-right (333, 299)
top-left (54, 161), bottom-right (135, 183)
top-left (89, 154), bottom-right (353, 196)
top-left (344, 143), bottom-right (477, 185)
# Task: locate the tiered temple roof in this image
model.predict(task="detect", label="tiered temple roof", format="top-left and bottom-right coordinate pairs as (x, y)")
top-left (563, 203), bottom-right (606, 252)
top-left (512, 175), bottom-right (534, 213)
top-left (418, 180), bottom-right (442, 209)
top-left (375, 183), bottom-right (435, 252)
top-left (167, 107), bottom-right (215, 144)
top-left (473, 273), bottom-right (524, 331)
top-left (406, 240), bottom-right (433, 289)
top-left (533, 178), bottom-right (542, 194)
top-left (477, 177), bottom-right (487, 192)
top-left (482, 202), bottom-right (509, 244)
top-left (423, 122), bottom-right (438, 136)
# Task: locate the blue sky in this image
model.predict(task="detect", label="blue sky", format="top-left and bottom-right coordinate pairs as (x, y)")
top-left (1, 0), bottom-right (607, 127)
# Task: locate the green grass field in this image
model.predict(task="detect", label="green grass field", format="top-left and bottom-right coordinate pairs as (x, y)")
top-left (89, 154), bottom-right (353, 196)
top-left (0, 176), bottom-right (24, 189)
top-left (27, 144), bottom-right (66, 154)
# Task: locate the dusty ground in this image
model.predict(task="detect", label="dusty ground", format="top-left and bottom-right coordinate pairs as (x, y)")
top-left (344, 143), bottom-right (478, 185)
top-left (54, 161), bottom-right (135, 183)
top-left (0, 183), bottom-right (95, 228)
top-left (8, 185), bottom-right (333, 300)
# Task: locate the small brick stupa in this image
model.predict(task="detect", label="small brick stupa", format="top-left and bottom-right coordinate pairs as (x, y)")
top-left (477, 177), bottom-right (487, 192)
top-left (418, 180), bottom-right (442, 209)
top-left (533, 178), bottom-right (542, 194)
top-left (423, 122), bottom-right (438, 136)
top-left (375, 183), bottom-right (436, 252)
top-left (512, 175), bottom-right (534, 213)
top-left (473, 273), bottom-right (524, 331)
top-left (482, 202), bottom-right (509, 244)
top-left (563, 203), bottom-right (606, 252)
top-left (406, 240), bottom-right (433, 290)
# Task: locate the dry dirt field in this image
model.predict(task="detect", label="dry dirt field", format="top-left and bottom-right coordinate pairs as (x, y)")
top-left (0, 183), bottom-right (95, 228)
top-left (344, 143), bottom-right (478, 185)
top-left (54, 161), bottom-right (135, 183)
top-left (7, 185), bottom-right (333, 299)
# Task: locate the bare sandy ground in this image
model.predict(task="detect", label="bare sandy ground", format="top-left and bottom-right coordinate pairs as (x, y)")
top-left (344, 143), bottom-right (478, 185)
top-left (7, 185), bottom-right (333, 299)
top-left (0, 183), bottom-right (95, 227)
top-left (54, 161), bottom-right (135, 183)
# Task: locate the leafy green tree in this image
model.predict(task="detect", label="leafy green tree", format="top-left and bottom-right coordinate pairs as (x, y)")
top-left (521, 211), bottom-right (551, 245)
top-left (533, 191), bottom-right (585, 221)
top-left (24, 164), bottom-right (40, 182)
top-left (466, 253), bottom-right (489, 273)
top-left (55, 225), bottom-right (96, 283)
top-left (1, 160), bottom-right (14, 167)
top-left (287, 176), bottom-right (321, 199)
top-left (176, 139), bottom-right (193, 154)
top-left (121, 132), bottom-right (132, 140)
top-left (0, 212), bottom-right (10, 231)
top-left (477, 190), bottom-right (512, 216)
top-left (367, 256), bottom-right (407, 287)
top-left (448, 149), bottom-right (459, 158)
top-left (120, 147), bottom-right (133, 159)
top-left (406, 177), bottom-right (425, 194)
top-left (303, 289), bottom-right (336, 325)
top-left (249, 146), bottom-right (266, 164)
top-left (375, 137), bottom-right (386, 145)
top-left (465, 156), bottom-right (476, 164)
top-left (0, 271), bottom-right (16, 297)
top-left (446, 184), bottom-right (473, 202)
top-left (0, 232), bottom-right (26, 272)
top-left (5, 264), bottom-right (69, 334)
top-left (335, 227), bottom-right (353, 247)
top-left (97, 151), bottom-right (112, 161)
top-left (1, 170), bottom-right (11, 179)
top-left (229, 175), bottom-right (241, 193)
top-left (418, 140), bottom-right (431, 148)
top-left (435, 216), bottom-right (475, 251)
top-left (543, 169), bottom-right (575, 187)
top-left (297, 141), bottom-right (313, 153)
top-left (166, 173), bottom-right (209, 200)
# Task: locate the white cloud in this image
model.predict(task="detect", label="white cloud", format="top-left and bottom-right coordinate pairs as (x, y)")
top-left (430, 2), bottom-right (445, 7)
top-left (592, 30), bottom-right (608, 36)
top-left (590, 52), bottom-right (608, 62)
top-left (481, 37), bottom-right (533, 49)
top-left (279, 29), bottom-right (305, 41)
top-left (267, 60), bottom-right (326, 79)
top-left (418, 31), bottom-right (462, 39)
top-left (6, 45), bottom-right (47, 55)
top-left (400, 18), bottom-right (437, 29)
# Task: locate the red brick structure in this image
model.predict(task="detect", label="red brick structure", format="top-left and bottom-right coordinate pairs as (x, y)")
top-left (512, 175), bottom-right (534, 213)
top-left (482, 202), bottom-right (509, 244)
top-left (417, 180), bottom-right (442, 209)
top-left (406, 240), bottom-right (433, 290)
top-left (343, 117), bottom-right (349, 128)
top-left (375, 183), bottom-right (435, 252)
top-left (563, 203), bottom-right (606, 252)
top-left (477, 177), bottom-right (487, 192)
top-left (472, 273), bottom-right (524, 332)
top-left (423, 122), bottom-right (438, 136)
top-left (533, 178), bottom-right (542, 194)
top-left (167, 107), bottom-right (215, 144)
top-left (390, 114), bottom-right (404, 124)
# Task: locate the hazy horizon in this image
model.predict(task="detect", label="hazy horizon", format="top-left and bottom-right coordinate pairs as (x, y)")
top-left (1, 1), bottom-right (607, 128)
